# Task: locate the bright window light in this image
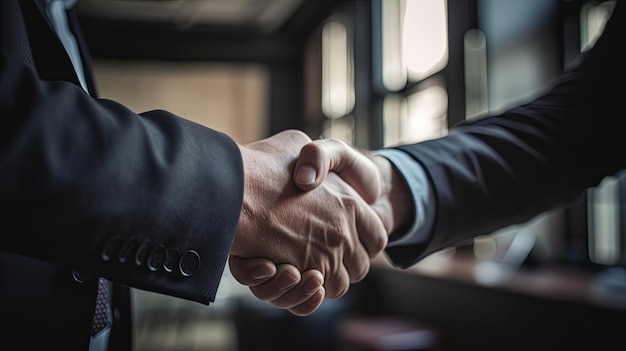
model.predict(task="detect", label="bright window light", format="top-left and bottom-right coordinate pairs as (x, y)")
top-left (404, 0), bottom-right (448, 81)
top-left (321, 20), bottom-right (355, 119)
top-left (382, 0), bottom-right (448, 91)
top-left (383, 84), bottom-right (448, 146)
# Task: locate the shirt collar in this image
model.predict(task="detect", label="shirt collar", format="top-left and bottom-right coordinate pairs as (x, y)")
top-left (46, 0), bottom-right (78, 9)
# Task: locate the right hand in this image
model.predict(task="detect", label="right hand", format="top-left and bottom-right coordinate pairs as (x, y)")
top-left (292, 138), bottom-right (413, 236)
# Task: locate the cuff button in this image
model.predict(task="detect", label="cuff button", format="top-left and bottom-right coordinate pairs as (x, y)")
top-left (164, 248), bottom-right (181, 273)
top-left (147, 245), bottom-right (167, 272)
top-left (179, 250), bottom-right (200, 277)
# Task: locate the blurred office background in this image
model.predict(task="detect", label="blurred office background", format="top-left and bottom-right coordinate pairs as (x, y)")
top-left (76, 0), bottom-right (625, 350)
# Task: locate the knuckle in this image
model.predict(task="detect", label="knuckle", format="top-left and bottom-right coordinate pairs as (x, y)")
top-left (303, 141), bottom-right (324, 155)
top-left (327, 138), bottom-right (348, 150)
top-left (289, 129), bottom-right (311, 142)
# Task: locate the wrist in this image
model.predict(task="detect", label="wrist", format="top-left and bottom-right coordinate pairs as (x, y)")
top-left (371, 154), bottom-right (412, 234)
top-left (233, 144), bottom-right (257, 257)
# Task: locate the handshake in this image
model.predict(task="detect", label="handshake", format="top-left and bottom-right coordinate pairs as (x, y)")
top-left (229, 129), bottom-right (412, 317)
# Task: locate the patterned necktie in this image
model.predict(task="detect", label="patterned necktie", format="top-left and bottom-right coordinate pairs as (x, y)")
top-left (91, 278), bottom-right (112, 336)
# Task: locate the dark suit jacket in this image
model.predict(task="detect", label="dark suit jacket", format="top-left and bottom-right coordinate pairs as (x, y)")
top-left (386, 1), bottom-right (626, 268)
top-left (0, 1), bottom-right (243, 349)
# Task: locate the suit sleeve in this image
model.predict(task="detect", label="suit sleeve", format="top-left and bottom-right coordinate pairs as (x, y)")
top-left (385, 1), bottom-right (626, 268)
top-left (0, 52), bottom-right (243, 304)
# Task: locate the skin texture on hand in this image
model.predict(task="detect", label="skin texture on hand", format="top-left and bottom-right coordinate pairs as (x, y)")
top-left (293, 138), bottom-right (413, 235)
top-left (228, 256), bottom-right (325, 316)
top-left (229, 130), bottom-right (387, 311)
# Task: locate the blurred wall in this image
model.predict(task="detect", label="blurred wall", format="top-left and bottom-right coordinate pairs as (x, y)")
top-left (93, 59), bottom-right (269, 144)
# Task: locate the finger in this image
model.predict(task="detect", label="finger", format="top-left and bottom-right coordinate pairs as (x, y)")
top-left (287, 286), bottom-right (326, 316)
top-left (293, 141), bottom-right (331, 190)
top-left (294, 139), bottom-right (380, 203)
top-left (248, 264), bottom-right (302, 301)
top-left (266, 269), bottom-right (324, 309)
top-left (325, 276), bottom-right (349, 300)
top-left (322, 253), bottom-right (350, 300)
top-left (228, 256), bottom-right (277, 287)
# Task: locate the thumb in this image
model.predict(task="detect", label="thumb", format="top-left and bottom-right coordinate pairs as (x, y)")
top-left (293, 139), bottom-right (381, 204)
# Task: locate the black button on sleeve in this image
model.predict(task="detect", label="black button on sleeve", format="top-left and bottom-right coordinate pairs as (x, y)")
top-left (135, 240), bottom-right (152, 266)
top-left (101, 235), bottom-right (123, 262)
top-left (147, 245), bottom-right (167, 272)
top-left (72, 269), bottom-right (92, 283)
top-left (179, 250), bottom-right (201, 277)
top-left (164, 248), bottom-right (181, 273)
top-left (118, 237), bottom-right (138, 263)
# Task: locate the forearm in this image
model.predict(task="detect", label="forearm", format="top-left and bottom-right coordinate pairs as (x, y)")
top-left (0, 56), bottom-right (244, 303)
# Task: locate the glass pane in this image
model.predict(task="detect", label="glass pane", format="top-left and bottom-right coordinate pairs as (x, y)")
top-left (381, 0), bottom-right (448, 91)
top-left (464, 28), bottom-right (488, 120)
top-left (383, 83), bottom-right (448, 146)
top-left (321, 20), bottom-right (355, 119)
top-left (404, 0), bottom-right (449, 81)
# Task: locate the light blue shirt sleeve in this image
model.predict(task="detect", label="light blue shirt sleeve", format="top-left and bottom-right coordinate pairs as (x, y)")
top-left (374, 149), bottom-right (436, 247)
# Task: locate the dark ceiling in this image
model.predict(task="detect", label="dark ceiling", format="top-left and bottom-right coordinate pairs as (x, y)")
top-left (77, 0), bottom-right (306, 33)
top-left (76, 0), bottom-right (343, 63)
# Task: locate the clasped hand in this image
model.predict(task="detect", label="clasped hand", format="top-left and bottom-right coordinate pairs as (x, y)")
top-left (229, 130), bottom-right (390, 316)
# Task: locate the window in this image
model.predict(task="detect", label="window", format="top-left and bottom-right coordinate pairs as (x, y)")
top-left (582, 0), bottom-right (618, 266)
top-left (320, 19), bottom-right (356, 143)
top-left (376, 0), bottom-right (449, 146)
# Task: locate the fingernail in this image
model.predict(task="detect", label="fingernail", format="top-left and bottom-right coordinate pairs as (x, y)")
top-left (276, 273), bottom-right (298, 291)
top-left (304, 278), bottom-right (321, 293)
top-left (252, 266), bottom-right (273, 280)
top-left (295, 166), bottom-right (316, 185)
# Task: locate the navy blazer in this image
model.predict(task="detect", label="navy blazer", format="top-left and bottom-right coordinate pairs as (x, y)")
top-left (0, 1), bottom-right (243, 349)
top-left (386, 1), bottom-right (626, 268)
